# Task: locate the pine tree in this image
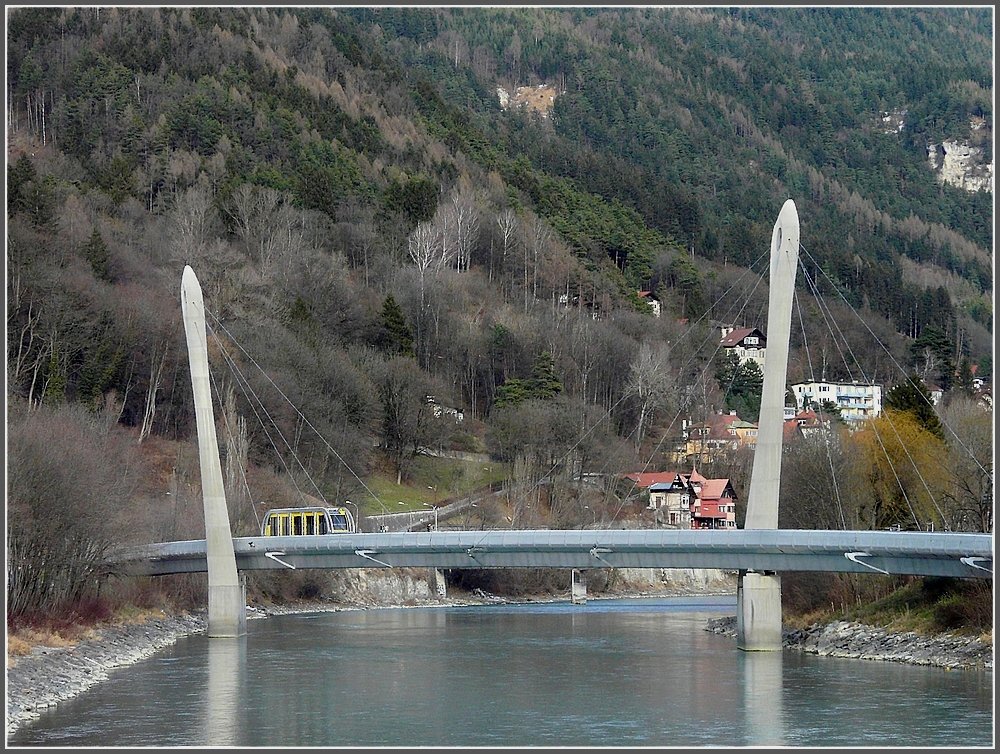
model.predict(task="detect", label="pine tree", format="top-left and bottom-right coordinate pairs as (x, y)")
top-left (83, 228), bottom-right (112, 282)
top-left (377, 294), bottom-right (414, 357)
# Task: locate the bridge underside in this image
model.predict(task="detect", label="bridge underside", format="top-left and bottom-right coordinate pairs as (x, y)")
top-left (111, 529), bottom-right (992, 580)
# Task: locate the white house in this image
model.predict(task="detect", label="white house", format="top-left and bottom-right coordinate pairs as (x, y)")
top-left (720, 325), bottom-right (766, 371)
top-left (791, 381), bottom-right (882, 424)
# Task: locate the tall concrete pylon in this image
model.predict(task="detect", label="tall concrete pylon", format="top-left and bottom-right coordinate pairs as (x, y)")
top-left (181, 265), bottom-right (246, 638)
top-left (737, 199), bottom-right (799, 651)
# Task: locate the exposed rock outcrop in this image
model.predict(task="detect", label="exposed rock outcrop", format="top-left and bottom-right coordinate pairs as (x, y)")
top-left (927, 139), bottom-right (994, 193)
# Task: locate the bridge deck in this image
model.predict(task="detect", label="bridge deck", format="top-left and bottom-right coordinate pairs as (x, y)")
top-left (110, 529), bottom-right (993, 580)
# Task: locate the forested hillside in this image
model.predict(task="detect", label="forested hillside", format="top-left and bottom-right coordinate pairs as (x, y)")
top-left (5, 7), bottom-right (993, 617)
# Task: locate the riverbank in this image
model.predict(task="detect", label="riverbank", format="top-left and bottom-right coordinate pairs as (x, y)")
top-left (704, 615), bottom-right (993, 670)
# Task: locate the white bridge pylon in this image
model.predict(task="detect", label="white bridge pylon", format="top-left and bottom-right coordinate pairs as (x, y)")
top-left (181, 265), bottom-right (247, 638)
top-left (737, 199), bottom-right (799, 651)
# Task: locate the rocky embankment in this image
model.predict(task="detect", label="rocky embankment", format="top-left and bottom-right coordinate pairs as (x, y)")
top-left (705, 616), bottom-right (993, 670)
top-left (6, 612), bottom-right (210, 738)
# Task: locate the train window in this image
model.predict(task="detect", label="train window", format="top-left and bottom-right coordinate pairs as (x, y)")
top-left (306, 514), bottom-right (315, 535)
top-left (293, 514), bottom-right (303, 536)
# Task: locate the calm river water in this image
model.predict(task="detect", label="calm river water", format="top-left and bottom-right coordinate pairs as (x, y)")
top-left (9, 596), bottom-right (993, 747)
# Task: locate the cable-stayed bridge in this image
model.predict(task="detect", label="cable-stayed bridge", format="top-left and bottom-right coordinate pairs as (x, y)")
top-left (110, 528), bottom-right (992, 580)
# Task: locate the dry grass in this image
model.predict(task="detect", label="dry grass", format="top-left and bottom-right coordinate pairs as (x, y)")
top-left (782, 607), bottom-right (835, 630)
top-left (6, 606), bottom-right (172, 667)
top-left (6, 624), bottom-right (99, 668)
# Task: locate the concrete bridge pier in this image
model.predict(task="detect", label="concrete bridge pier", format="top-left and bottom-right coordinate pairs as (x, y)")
top-left (737, 199), bottom-right (799, 651)
top-left (181, 266), bottom-right (246, 638)
top-left (571, 569), bottom-right (587, 604)
top-left (736, 572), bottom-right (782, 651)
top-left (433, 568), bottom-right (447, 598)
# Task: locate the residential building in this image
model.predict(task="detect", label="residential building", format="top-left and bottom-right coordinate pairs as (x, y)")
top-left (923, 382), bottom-right (943, 406)
top-left (790, 380), bottom-right (882, 424)
top-left (682, 411), bottom-right (757, 461)
top-left (720, 325), bottom-right (766, 371)
top-left (425, 395), bottom-right (464, 423)
top-left (783, 409), bottom-right (832, 442)
top-left (637, 290), bottom-right (661, 318)
top-left (623, 468), bottom-right (737, 530)
top-left (687, 470), bottom-right (738, 530)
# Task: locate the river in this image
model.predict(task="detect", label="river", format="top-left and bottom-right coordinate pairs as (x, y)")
top-left (8, 596), bottom-right (993, 747)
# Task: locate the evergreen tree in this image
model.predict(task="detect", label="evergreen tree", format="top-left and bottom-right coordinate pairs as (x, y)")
top-left (377, 294), bottom-right (415, 357)
top-left (525, 351), bottom-right (562, 400)
top-left (7, 153), bottom-right (36, 214)
top-left (909, 325), bottom-right (954, 391)
top-left (956, 357), bottom-right (975, 395)
top-left (884, 374), bottom-right (944, 439)
top-left (494, 351), bottom-right (563, 408)
top-left (83, 227), bottom-right (112, 282)
top-left (715, 352), bottom-right (763, 422)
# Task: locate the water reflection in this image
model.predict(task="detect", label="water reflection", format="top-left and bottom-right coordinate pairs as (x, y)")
top-left (203, 637), bottom-right (245, 746)
top-left (741, 651), bottom-right (785, 746)
top-left (8, 599), bottom-right (990, 748)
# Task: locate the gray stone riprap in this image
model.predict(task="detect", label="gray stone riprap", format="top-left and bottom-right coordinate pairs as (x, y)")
top-left (705, 616), bottom-right (993, 670)
top-left (6, 612), bottom-right (209, 739)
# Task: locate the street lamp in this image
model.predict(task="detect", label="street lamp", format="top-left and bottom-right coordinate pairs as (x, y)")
top-left (344, 500), bottom-right (360, 532)
top-left (423, 502), bottom-right (438, 530)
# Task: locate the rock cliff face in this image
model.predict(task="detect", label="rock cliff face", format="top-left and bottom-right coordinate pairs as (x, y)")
top-left (323, 568), bottom-right (435, 605)
top-left (611, 567), bottom-right (737, 593)
top-left (927, 139), bottom-right (994, 193)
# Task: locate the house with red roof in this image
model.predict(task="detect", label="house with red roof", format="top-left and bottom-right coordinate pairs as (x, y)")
top-left (682, 411), bottom-right (757, 461)
top-left (782, 409), bottom-right (831, 442)
top-left (622, 467), bottom-right (738, 530)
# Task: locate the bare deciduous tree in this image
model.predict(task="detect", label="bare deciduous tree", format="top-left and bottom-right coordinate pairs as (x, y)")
top-left (7, 401), bottom-right (144, 619)
top-left (226, 184), bottom-right (304, 276)
top-left (495, 207), bottom-right (518, 287)
top-left (627, 341), bottom-right (675, 452)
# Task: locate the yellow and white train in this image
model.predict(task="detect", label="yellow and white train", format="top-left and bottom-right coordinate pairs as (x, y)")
top-left (260, 506), bottom-right (357, 536)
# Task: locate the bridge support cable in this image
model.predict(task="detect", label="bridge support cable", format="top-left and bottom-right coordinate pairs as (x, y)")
top-left (208, 317), bottom-right (344, 523)
top-left (799, 244), bottom-right (967, 531)
top-left (794, 264), bottom-right (847, 529)
top-left (605, 248), bottom-right (772, 529)
top-left (844, 551), bottom-right (890, 575)
top-left (801, 246), bottom-right (990, 483)
top-left (205, 309), bottom-right (392, 517)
